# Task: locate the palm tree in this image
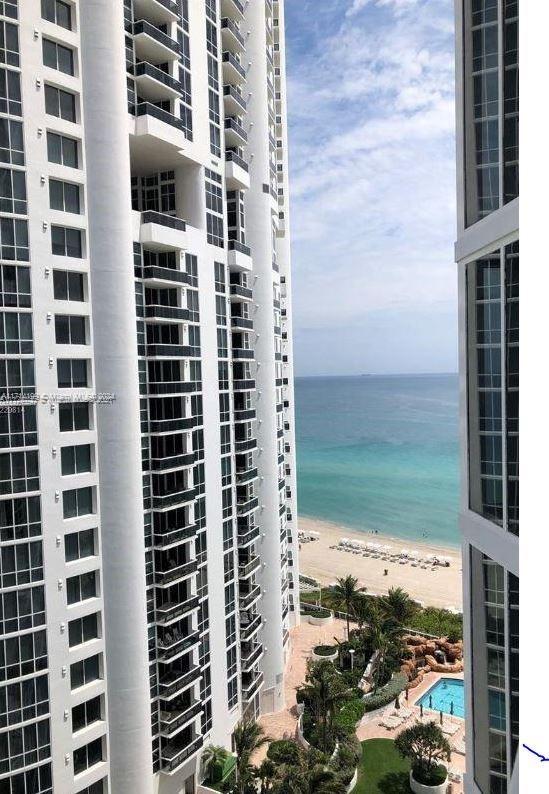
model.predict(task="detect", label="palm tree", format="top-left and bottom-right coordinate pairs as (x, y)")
top-left (380, 587), bottom-right (418, 626)
top-left (330, 575), bottom-right (361, 637)
top-left (271, 748), bottom-right (346, 794)
top-left (202, 744), bottom-right (229, 784)
top-left (256, 758), bottom-right (277, 793)
top-left (298, 661), bottom-right (353, 753)
top-left (232, 720), bottom-right (271, 793)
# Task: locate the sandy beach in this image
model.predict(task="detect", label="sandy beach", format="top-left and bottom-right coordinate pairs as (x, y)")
top-left (298, 516), bottom-right (463, 610)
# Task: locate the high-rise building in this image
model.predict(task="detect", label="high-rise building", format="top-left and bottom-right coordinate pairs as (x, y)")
top-left (455, 1), bottom-right (518, 792)
top-left (0, 0), bottom-right (299, 792)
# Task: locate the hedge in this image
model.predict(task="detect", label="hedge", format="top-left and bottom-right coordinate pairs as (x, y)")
top-left (313, 644), bottom-right (337, 656)
top-left (333, 698), bottom-right (366, 733)
top-left (267, 739), bottom-right (302, 765)
top-left (363, 673), bottom-right (408, 713)
top-left (300, 604), bottom-right (331, 618)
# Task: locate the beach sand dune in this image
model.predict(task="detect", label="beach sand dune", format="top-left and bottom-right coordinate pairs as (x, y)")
top-left (298, 516), bottom-right (463, 610)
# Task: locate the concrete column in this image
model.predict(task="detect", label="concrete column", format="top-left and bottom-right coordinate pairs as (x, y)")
top-left (80, 2), bottom-right (153, 791)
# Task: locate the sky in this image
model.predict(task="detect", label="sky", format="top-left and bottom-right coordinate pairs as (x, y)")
top-left (284, 0), bottom-right (457, 377)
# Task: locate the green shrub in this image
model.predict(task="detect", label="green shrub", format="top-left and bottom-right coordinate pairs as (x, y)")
top-left (313, 644), bottom-right (337, 657)
top-left (300, 604), bottom-right (331, 618)
top-left (407, 607), bottom-right (463, 640)
top-left (338, 667), bottom-right (364, 689)
top-left (266, 739), bottom-right (302, 765)
top-left (414, 763), bottom-right (448, 786)
top-left (334, 698), bottom-right (366, 734)
top-left (363, 673), bottom-right (408, 713)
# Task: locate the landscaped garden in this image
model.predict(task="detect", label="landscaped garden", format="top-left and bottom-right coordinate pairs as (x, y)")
top-left (354, 739), bottom-right (411, 793)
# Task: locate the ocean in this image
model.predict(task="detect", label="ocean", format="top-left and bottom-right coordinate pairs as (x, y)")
top-left (294, 374), bottom-right (460, 548)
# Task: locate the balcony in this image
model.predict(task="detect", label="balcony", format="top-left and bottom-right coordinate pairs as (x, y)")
top-left (241, 670), bottom-right (264, 702)
top-left (133, 62), bottom-right (182, 102)
top-left (233, 379), bottom-right (256, 392)
top-left (160, 701), bottom-right (202, 737)
top-left (161, 735), bottom-right (204, 774)
top-left (133, 0), bottom-right (179, 24)
top-left (231, 315), bottom-right (253, 331)
top-left (232, 347), bottom-right (254, 361)
top-left (156, 595), bottom-right (200, 626)
top-left (144, 305), bottom-right (190, 322)
top-left (153, 524), bottom-right (197, 551)
top-left (237, 524), bottom-right (260, 547)
top-left (140, 210), bottom-right (188, 252)
top-left (234, 408), bottom-right (256, 423)
top-left (221, 0), bottom-right (245, 21)
top-left (223, 84), bottom-right (247, 115)
top-left (157, 630), bottom-right (200, 663)
top-left (228, 238), bottom-right (252, 270)
top-left (234, 438), bottom-right (257, 454)
top-left (239, 584), bottom-right (261, 610)
top-left (154, 559), bottom-right (198, 588)
top-left (158, 665), bottom-right (201, 699)
top-left (150, 452), bottom-right (195, 471)
top-left (142, 265), bottom-right (194, 288)
top-left (229, 283), bottom-right (253, 301)
top-left (236, 466), bottom-right (258, 485)
top-left (225, 116), bottom-right (248, 146)
top-left (236, 496), bottom-right (259, 516)
top-left (151, 487), bottom-right (197, 510)
top-left (147, 381), bottom-right (198, 396)
top-left (238, 555), bottom-right (261, 579)
top-left (221, 17), bottom-right (245, 51)
top-left (225, 150), bottom-right (250, 191)
top-left (240, 612), bottom-right (262, 641)
top-left (241, 642), bottom-right (264, 672)
top-left (146, 344), bottom-right (196, 360)
top-left (222, 51), bottom-right (246, 84)
top-left (133, 20), bottom-right (180, 63)
top-left (130, 103), bottom-right (190, 171)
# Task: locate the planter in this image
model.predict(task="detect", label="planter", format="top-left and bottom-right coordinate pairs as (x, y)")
top-left (409, 769), bottom-right (448, 794)
top-left (345, 766), bottom-right (359, 793)
top-left (302, 611), bottom-right (333, 627)
top-left (311, 646), bottom-right (338, 662)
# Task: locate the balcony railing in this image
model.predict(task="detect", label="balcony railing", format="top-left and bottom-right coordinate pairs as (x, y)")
top-left (225, 116), bottom-right (248, 142)
top-left (154, 559), bottom-right (198, 587)
top-left (230, 284), bottom-right (253, 299)
top-left (233, 379), bottom-right (256, 391)
top-left (232, 348), bottom-right (254, 360)
top-left (156, 595), bottom-right (200, 626)
top-left (153, 524), bottom-right (197, 550)
top-left (234, 438), bottom-right (257, 454)
top-left (228, 238), bottom-right (251, 256)
top-left (236, 496), bottom-right (259, 516)
top-left (231, 315), bottom-right (253, 330)
top-left (160, 701), bottom-right (202, 736)
top-left (239, 584), bottom-right (261, 610)
top-left (142, 265), bottom-right (195, 286)
top-left (222, 51), bottom-right (246, 80)
top-left (144, 305), bottom-right (190, 322)
top-left (132, 20), bottom-right (181, 56)
top-left (221, 17), bottom-right (245, 47)
top-left (223, 84), bottom-right (247, 111)
top-left (161, 735), bottom-right (204, 773)
top-left (157, 630), bottom-right (200, 663)
top-left (150, 452), bottom-right (195, 471)
top-left (226, 150), bottom-right (249, 173)
top-left (241, 642), bottom-right (263, 671)
top-left (151, 487), bottom-right (197, 510)
top-left (241, 670), bottom-right (264, 701)
top-left (158, 665), bottom-right (201, 699)
top-left (236, 466), bottom-right (258, 484)
top-left (238, 555), bottom-right (261, 578)
top-left (133, 102), bottom-right (187, 135)
top-left (141, 210), bottom-right (186, 232)
top-left (237, 524), bottom-right (260, 547)
top-left (133, 61), bottom-right (182, 93)
top-left (240, 612), bottom-right (262, 641)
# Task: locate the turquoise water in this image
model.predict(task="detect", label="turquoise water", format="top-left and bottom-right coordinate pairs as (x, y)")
top-left (295, 374), bottom-right (459, 548)
top-left (418, 678), bottom-right (465, 718)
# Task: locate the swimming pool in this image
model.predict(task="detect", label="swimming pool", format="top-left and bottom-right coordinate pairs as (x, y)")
top-left (417, 678), bottom-right (465, 719)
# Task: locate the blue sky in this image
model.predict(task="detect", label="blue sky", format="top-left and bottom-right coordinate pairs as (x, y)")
top-left (284, 0), bottom-right (457, 376)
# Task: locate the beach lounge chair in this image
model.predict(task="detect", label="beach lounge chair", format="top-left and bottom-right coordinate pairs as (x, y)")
top-left (392, 707), bottom-right (413, 719)
top-left (441, 722), bottom-right (461, 736)
top-left (378, 715), bottom-right (403, 730)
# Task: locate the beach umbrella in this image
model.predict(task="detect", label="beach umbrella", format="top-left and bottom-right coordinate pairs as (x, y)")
top-left (440, 711), bottom-right (443, 725)
top-left (420, 704), bottom-right (423, 718)
top-left (450, 701), bottom-right (454, 716)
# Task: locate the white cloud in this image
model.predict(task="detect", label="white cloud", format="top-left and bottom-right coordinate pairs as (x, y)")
top-left (286, 0), bottom-right (456, 373)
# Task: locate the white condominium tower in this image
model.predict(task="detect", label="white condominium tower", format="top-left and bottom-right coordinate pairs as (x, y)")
top-left (0, 0), bottom-right (299, 792)
top-left (455, 1), bottom-right (518, 793)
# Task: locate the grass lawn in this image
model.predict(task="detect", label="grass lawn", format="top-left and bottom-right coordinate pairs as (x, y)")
top-left (354, 738), bottom-right (412, 794)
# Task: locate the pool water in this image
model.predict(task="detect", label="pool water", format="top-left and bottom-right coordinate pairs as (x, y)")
top-left (417, 678), bottom-right (465, 718)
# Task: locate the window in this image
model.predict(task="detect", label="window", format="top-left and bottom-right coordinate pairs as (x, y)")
top-left (62, 486), bottom-right (93, 519)
top-left (0, 675), bottom-right (49, 729)
top-left (67, 571), bottom-right (97, 605)
top-left (0, 118), bottom-right (24, 165)
top-left (42, 38), bottom-right (74, 75)
top-left (55, 315), bottom-right (86, 345)
top-left (76, 781), bottom-right (105, 794)
top-left (0, 630), bottom-right (48, 682)
top-left (0, 21), bottom-right (18, 68)
top-left (0, 541), bottom-right (43, 588)
top-left (51, 225), bottom-right (82, 257)
top-left (59, 402), bottom-right (90, 432)
top-left (0, 718), bottom-right (50, 774)
top-left (73, 738), bottom-right (103, 775)
top-left (49, 179), bottom-right (80, 214)
top-left (70, 654), bottom-right (100, 690)
top-left (214, 261), bottom-right (225, 292)
top-left (44, 84), bottom-right (76, 122)
top-left (68, 613), bottom-right (98, 648)
top-left (0, 167), bottom-right (26, 214)
top-left (0, 264), bottom-right (31, 308)
top-left (0, 450), bottom-right (39, 494)
top-left (0, 67), bottom-right (21, 116)
top-left (0, 406), bottom-right (38, 452)
top-left (0, 312), bottom-right (32, 354)
top-left (53, 269), bottom-right (85, 301)
top-left (57, 359), bottom-right (88, 388)
top-left (72, 696), bottom-right (101, 734)
top-left (42, 0), bottom-right (72, 29)
top-left (0, 586), bottom-right (45, 635)
top-left (65, 528), bottom-right (95, 562)
top-left (47, 131), bottom-right (78, 168)
top-left (0, 217), bottom-right (28, 260)
top-left (61, 444), bottom-right (91, 476)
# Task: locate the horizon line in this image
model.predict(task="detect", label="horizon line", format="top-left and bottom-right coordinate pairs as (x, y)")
top-left (294, 371), bottom-right (459, 379)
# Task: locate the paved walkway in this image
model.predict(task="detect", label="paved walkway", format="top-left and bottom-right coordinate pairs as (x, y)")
top-left (255, 617), bottom-right (347, 760)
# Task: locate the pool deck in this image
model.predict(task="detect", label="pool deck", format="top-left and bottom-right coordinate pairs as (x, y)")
top-left (256, 620), bottom-right (466, 792)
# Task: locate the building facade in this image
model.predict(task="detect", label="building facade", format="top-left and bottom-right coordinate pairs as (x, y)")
top-left (0, 0), bottom-right (299, 792)
top-left (455, 1), bottom-right (518, 793)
